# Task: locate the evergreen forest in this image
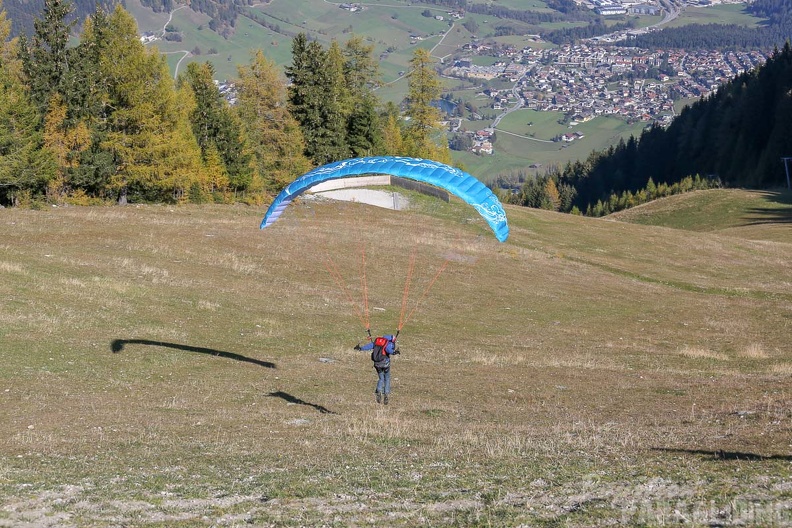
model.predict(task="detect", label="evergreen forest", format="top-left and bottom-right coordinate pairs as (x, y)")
top-left (3, 0), bottom-right (792, 215)
top-left (507, 43), bottom-right (792, 215)
top-left (625, 0), bottom-right (792, 49)
top-left (0, 0), bottom-right (451, 207)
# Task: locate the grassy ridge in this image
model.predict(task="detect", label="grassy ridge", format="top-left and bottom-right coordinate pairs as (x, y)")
top-left (609, 188), bottom-right (792, 242)
top-left (0, 193), bottom-right (790, 526)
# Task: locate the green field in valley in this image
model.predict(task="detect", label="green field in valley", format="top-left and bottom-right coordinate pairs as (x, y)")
top-left (668, 3), bottom-right (766, 28)
top-left (452, 109), bottom-right (648, 180)
top-left (121, 0), bottom-right (769, 183)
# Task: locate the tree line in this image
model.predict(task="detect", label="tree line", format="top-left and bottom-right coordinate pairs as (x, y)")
top-left (1, 0), bottom-right (113, 38)
top-left (465, 3), bottom-right (583, 26)
top-left (622, 22), bottom-right (792, 50)
top-left (505, 42), bottom-right (792, 215)
top-left (506, 172), bottom-right (718, 216)
top-left (0, 0), bottom-right (451, 207)
top-left (543, 18), bottom-right (637, 45)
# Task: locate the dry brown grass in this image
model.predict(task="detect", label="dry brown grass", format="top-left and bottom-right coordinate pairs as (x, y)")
top-left (0, 198), bottom-right (790, 526)
top-left (678, 345), bottom-right (730, 361)
top-left (741, 343), bottom-right (770, 359)
top-left (771, 363), bottom-right (792, 375)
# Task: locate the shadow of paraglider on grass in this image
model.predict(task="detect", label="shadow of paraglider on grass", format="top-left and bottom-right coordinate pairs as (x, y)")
top-left (652, 447), bottom-right (792, 462)
top-left (110, 339), bottom-right (276, 369)
top-left (267, 390), bottom-right (336, 415)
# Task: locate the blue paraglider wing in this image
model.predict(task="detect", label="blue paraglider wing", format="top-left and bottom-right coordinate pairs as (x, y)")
top-left (260, 157), bottom-right (509, 242)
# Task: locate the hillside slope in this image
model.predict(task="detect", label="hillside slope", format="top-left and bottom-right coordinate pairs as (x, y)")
top-left (607, 188), bottom-right (792, 243)
top-left (549, 44), bottom-right (792, 213)
top-left (0, 201), bottom-right (790, 525)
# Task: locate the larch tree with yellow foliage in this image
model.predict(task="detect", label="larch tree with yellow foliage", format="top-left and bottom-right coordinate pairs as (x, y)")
top-left (97, 6), bottom-right (204, 203)
top-left (0, 0), bottom-right (56, 205)
top-left (235, 50), bottom-right (311, 194)
top-left (404, 48), bottom-right (451, 164)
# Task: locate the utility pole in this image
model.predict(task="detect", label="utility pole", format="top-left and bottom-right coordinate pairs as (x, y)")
top-left (782, 157), bottom-right (792, 190)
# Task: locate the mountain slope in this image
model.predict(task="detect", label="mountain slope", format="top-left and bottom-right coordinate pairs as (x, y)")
top-left (4, 0), bottom-right (116, 37)
top-left (0, 200), bottom-right (790, 524)
top-left (607, 188), bottom-right (792, 243)
top-left (554, 44), bottom-right (792, 212)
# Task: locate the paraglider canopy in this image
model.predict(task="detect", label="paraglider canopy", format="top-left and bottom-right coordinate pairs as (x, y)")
top-left (260, 156), bottom-right (509, 242)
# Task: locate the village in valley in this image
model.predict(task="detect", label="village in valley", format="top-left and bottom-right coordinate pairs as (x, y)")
top-left (446, 42), bottom-right (767, 156)
top-left (140, 0), bottom-right (769, 159)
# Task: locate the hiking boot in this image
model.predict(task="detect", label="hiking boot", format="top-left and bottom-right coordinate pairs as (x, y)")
top-left (375, 392), bottom-right (382, 404)
top-left (383, 394), bottom-right (389, 405)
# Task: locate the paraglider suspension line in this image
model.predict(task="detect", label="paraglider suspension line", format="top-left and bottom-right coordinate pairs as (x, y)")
top-left (399, 258), bottom-right (449, 331)
top-left (360, 243), bottom-right (371, 332)
top-left (398, 248), bottom-right (417, 331)
top-left (323, 253), bottom-right (368, 330)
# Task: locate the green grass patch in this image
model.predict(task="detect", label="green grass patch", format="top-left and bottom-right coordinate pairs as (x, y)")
top-left (453, 110), bottom-right (647, 181)
top-left (469, 0), bottom-right (553, 11)
top-left (609, 188), bottom-right (792, 243)
top-left (151, 10), bottom-right (294, 81)
top-left (668, 3), bottom-right (766, 28)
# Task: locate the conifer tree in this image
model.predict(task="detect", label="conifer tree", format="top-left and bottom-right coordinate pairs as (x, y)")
top-left (347, 96), bottom-right (382, 157)
top-left (343, 36), bottom-right (382, 155)
top-left (68, 9), bottom-right (115, 198)
top-left (404, 48), bottom-right (450, 162)
top-left (181, 61), bottom-right (253, 194)
top-left (326, 41), bottom-right (352, 118)
top-left (98, 6), bottom-right (203, 203)
top-left (287, 33), bottom-right (349, 164)
top-left (72, 8), bottom-right (110, 122)
top-left (154, 80), bottom-right (208, 202)
top-left (544, 178), bottom-right (560, 211)
top-left (0, 1), bottom-right (57, 205)
top-left (381, 112), bottom-right (404, 157)
top-left (17, 0), bottom-right (75, 115)
top-left (235, 50), bottom-right (311, 193)
top-left (201, 143), bottom-right (229, 197)
top-left (43, 94), bottom-right (90, 200)
top-left (343, 36), bottom-right (380, 95)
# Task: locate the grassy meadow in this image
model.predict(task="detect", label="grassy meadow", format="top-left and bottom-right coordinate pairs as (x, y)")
top-left (453, 110), bottom-right (649, 180)
top-left (123, 0), bottom-right (682, 83)
top-left (0, 190), bottom-right (790, 526)
top-left (668, 3), bottom-right (766, 29)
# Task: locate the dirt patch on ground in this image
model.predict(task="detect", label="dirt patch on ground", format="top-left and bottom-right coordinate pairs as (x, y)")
top-left (3, 477), bottom-right (791, 527)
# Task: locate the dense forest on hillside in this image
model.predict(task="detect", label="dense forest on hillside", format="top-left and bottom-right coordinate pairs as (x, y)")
top-left (2, 0), bottom-right (618, 41)
top-left (509, 43), bottom-right (792, 214)
top-left (0, 0), bottom-right (452, 207)
top-left (3, 0), bottom-right (114, 36)
top-left (625, 0), bottom-right (792, 49)
top-left (1, 0), bottom-right (247, 37)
